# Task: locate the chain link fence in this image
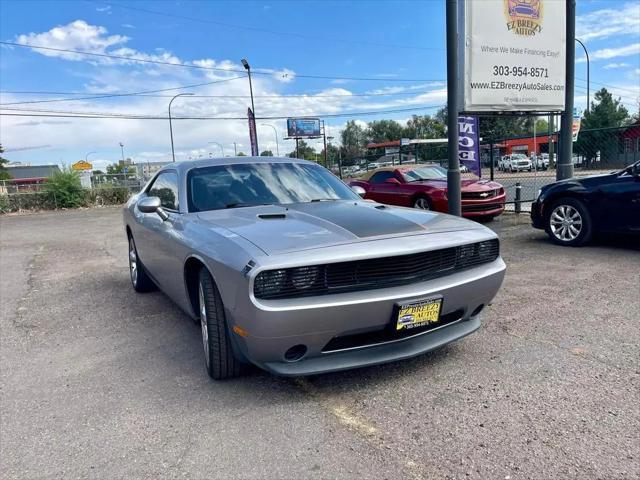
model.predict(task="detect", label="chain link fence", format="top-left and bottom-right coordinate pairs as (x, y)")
top-left (339, 124), bottom-right (639, 213)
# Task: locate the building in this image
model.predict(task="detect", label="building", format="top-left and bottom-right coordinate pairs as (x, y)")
top-left (5, 164), bottom-right (60, 184)
top-left (135, 161), bottom-right (172, 179)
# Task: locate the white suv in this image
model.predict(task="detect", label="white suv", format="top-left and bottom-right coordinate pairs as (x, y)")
top-left (499, 154), bottom-right (532, 172)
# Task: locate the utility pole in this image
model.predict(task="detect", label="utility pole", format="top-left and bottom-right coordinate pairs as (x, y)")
top-left (558, 0), bottom-right (576, 181)
top-left (445, 0), bottom-right (461, 216)
top-left (322, 120), bottom-right (328, 168)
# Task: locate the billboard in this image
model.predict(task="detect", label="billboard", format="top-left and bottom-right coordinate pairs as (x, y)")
top-left (287, 118), bottom-right (321, 138)
top-left (461, 0), bottom-right (566, 112)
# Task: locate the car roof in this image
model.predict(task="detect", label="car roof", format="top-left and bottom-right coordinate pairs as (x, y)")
top-left (157, 156), bottom-right (317, 175)
top-left (359, 163), bottom-right (439, 181)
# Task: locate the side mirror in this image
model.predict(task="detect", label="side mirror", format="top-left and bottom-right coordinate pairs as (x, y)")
top-left (632, 163), bottom-right (640, 178)
top-left (351, 185), bottom-right (366, 197)
top-left (138, 196), bottom-right (169, 221)
top-left (385, 178), bottom-right (401, 185)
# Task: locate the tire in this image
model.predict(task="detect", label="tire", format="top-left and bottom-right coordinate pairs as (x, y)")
top-left (413, 196), bottom-right (432, 210)
top-left (198, 268), bottom-right (244, 380)
top-left (128, 235), bottom-right (156, 292)
top-left (545, 198), bottom-right (593, 246)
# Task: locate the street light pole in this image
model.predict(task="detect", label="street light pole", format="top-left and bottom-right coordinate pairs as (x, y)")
top-left (558, 0), bottom-right (576, 181)
top-left (85, 151), bottom-right (96, 162)
top-left (208, 142), bottom-right (224, 156)
top-left (575, 38), bottom-right (589, 114)
top-left (261, 124), bottom-right (279, 156)
top-left (118, 142), bottom-right (125, 163)
top-left (233, 142), bottom-right (238, 156)
top-left (168, 93), bottom-right (194, 162)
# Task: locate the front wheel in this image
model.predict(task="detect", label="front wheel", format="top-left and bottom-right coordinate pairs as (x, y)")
top-left (545, 198), bottom-right (592, 246)
top-left (128, 236), bottom-right (156, 292)
top-left (413, 196), bottom-right (432, 210)
top-left (198, 268), bottom-right (244, 380)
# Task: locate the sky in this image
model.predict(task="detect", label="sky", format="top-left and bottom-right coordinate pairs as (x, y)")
top-left (0, 0), bottom-right (639, 171)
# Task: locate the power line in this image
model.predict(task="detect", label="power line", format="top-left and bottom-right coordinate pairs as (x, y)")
top-left (96, 1), bottom-right (442, 52)
top-left (0, 41), bottom-right (445, 83)
top-left (575, 77), bottom-right (640, 95)
top-left (0, 104), bottom-right (444, 121)
top-left (0, 88), bottom-right (445, 106)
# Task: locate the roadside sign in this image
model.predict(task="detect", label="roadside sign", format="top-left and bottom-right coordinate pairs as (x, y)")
top-left (71, 160), bottom-right (93, 171)
top-left (400, 138), bottom-right (410, 147)
top-left (458, 116), bottom-right (481, 177)
top-left (461, 0), bottom-right (566, 112)
top-left (572, 116), bottom-right (581, 142)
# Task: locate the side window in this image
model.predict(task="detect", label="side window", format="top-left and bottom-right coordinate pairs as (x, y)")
top-left (148, 172), bottom-right (179, 211)
top-left (370, 171), bottom-right (396, 184)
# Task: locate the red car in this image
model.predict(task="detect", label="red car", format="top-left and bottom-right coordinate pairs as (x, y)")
top-left (349, 165), bottom-right (506, 219)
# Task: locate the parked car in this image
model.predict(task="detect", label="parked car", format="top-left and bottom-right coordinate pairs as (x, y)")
top-left (531, 160), bottom-right (640, 246)
top-left (124, 157), bottom-right (506, 379)
top-left (348, 164), bottom-right (506, 220)
top-left (500, 154), bottom-right (532, 172)
top-left (531, 153), bottom-right (549, 170)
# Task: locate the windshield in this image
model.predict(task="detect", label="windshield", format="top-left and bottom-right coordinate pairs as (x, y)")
top-left (187, 162), bottom-right (359, 212)
top-left (402, 166), bottom-right (448, 182)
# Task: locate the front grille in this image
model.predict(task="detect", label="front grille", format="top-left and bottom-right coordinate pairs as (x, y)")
top-left (462, 203), bottom-right (504, 213)
top-left (253, 239), bottom-right (499, 300)
top-left (461, 189), bottom-right (499, 200)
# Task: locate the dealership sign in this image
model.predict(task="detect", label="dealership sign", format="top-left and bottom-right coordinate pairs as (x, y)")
top-left (458, 116), bottom-right (481, 177)
top-left (247, 108), bottom-right (259, 156)
top-left (461, 0), bottom-right (566, 112)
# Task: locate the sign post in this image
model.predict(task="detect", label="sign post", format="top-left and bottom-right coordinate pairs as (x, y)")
top-left (558, 0), bottom-right (576, 180)
top-left (446, 0), bottom-right (461, 216)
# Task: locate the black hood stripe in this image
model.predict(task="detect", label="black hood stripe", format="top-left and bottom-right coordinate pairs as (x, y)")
top-left (289, 202), bottom-right (424, 238)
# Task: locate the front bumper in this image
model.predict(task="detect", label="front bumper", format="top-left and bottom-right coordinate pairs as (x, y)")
top-left (229, 257), bottom-right (506, 376)
top-left (530, 200), bottom-right (544, 229)
top-left (461, 193), bottom-right (506, 218)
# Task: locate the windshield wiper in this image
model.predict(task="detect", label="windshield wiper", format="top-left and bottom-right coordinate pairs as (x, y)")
top-left (225, 202), bottom-right (273, 209)
top-left (310, 198), bottom-right (339, 202)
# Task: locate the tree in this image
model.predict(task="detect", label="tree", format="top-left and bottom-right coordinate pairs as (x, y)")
top-left (287, 140), bottom-right (316, 160)
top-left (106, 162), bottom-right (125, 174)
top-left (260, 150), bottom-right (273, 156)
top-left (403, 115), bottom-right (446, 139)
top-left (0, 144), bottom-right (11, 180)
top-left (340, 120), bottom-right (366, 162)
top-left (582, 88), bottom-right (629, 129)
top-left (576, 88), bottom-right (631, 167)
top-left (364, 120), bottom-right (404, 144)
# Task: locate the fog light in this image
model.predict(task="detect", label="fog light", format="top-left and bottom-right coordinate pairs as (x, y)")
top-left (284, 344), bottom-right (307, 362)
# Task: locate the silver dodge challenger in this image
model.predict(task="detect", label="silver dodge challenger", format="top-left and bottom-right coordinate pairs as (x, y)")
top-left (123, 157), bottom-right (505, 379)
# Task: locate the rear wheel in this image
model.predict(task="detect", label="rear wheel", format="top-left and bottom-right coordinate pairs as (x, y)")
top-left (128, 236), bottom-right (155, 292)
top-left (198, 268), bottom-right (244, 380)
top-left (545, 198), bottom-right (592, 246)
top-left (413, 196), bottom-right (432, 210)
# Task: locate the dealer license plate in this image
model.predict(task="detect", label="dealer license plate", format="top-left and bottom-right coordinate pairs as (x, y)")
top-left (396, 298), bottom-right (443, 331)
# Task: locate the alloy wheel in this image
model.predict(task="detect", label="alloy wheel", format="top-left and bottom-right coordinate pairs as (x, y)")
top-left (414, 198), bottom-right (430, 210)
top-left (199, 283), bottom-right (210, 366)
top-left (128, 238), bottom-right (138, 286)
top-left (549, 205), bottom-right (583, 241)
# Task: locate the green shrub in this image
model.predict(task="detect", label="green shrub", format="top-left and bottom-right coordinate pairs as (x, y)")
top-left (43, 167), bottom-right (87, 208)
top-left (88, 186), bottom-right (130, 205)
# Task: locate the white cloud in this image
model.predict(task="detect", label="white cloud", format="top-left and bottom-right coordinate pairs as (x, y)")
top-left (577, 3), bottom-right (640, 42)
top-left (603, 62), bottom-right (631, 70)
top-left (121, 24), bottom-right (135, 29)
top-left (16, 20), bottom-right (128, 60)
top-left (577, 43), bottom-right (640, 62)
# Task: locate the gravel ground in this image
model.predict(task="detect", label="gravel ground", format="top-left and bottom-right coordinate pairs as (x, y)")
top-left (1, 207), bottom-right (638, 480)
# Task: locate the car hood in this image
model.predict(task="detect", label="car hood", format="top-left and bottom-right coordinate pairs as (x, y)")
top-left (196, 201), bottom-right (485, 255)
top-left (410, 178), bottom-right (502, 191)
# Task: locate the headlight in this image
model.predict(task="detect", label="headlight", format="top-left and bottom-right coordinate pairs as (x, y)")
top-left (254, 269), bottom-right (287, 297)
top-left (290, 266), bottom-right (318, 290)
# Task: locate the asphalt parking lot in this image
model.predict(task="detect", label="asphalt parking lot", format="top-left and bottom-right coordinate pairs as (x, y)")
top-left (1, 207), bottom-right (638, 479)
